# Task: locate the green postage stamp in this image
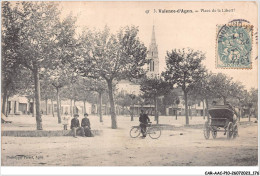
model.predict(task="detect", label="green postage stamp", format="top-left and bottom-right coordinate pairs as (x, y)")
top-left (216, 23), bottom-right (253, 69)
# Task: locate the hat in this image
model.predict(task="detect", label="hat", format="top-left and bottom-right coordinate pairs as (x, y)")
top-left (84, 113), bottom-right (88, 116)
top-left (74, 114), bottom-right (79, 117)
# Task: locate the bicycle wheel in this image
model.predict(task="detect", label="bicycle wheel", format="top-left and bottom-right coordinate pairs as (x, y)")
top-left (130, 127), bottom-right (141, 138)
top-left (148, 127), bottom-right (161, 139)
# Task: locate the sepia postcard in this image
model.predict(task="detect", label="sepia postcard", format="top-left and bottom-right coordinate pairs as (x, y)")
top-left (1, 1), bottom-right (259, 175)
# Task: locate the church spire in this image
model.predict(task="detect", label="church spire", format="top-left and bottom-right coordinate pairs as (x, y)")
top-left (151, 25), bottom-right (156, 44)
top-left (146, 25), bottom-right (159, 78)
top-left (149, 25), bottom-right (158, 55)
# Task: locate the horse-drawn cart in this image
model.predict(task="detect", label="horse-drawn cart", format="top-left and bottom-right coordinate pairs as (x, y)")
top-left (204, 105), bottom-right (238, 140)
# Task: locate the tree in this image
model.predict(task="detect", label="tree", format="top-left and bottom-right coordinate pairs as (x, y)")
top-left (115, 93), bottom-right (131, 115)
top-left (247, 88), bottom-right (258, 121)
top-left (128, 94), bottom-right (137, 121)
top-left (7, 2), bottom-right (77, 129)
top-left (208, 73), bottom-right (234, 105)
top-left (188, 71), bottom-right (212, 120)
top-left (163, 48), bottom-right (206, 125)
top-left (140, 76), bottom-right (172, 124)
top-left (40, 72), bottom-right (55, 115)
top-left (7, 2), bottom-right (63, 130)
top-left (1, 2), bottom-right (22, 116)
top-left (162, 90), bottom-right (180, 119)
top-left (175, 99), bottom-right (180, 119)
top-left (87, 78), bottom-right (107, 122)
top-left (115, 92), bottom-right (140, 119)
top-left (74, 26), bottom-right (147, 129)
top-left (48, 65), bottom-right (77, 123)
top-left (1, 66), bottom-right (25, 116)
top-left (16, 69), bottom-right (36, 116)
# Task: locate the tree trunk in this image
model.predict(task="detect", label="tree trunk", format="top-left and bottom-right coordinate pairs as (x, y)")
top-left (83, 100), bottom-right (86, 114)
top-left (176, 104), bottom-right (178, 120)
top-left (223, 97), bottom-right (227, 105)
top-left (45, 97), bottom-right (48, 115)
top-left (249, 108), bottom-right (251, 122)
top-left (238, 107), bottom-right (241, 121)
top-left (32, 98), bottom-right (35, 117)
top-left (70, 99), bottom-right (73, 117)
top-left (195, 103), bottom-right (197, 116)
top-left (107, 79), bottom-right (117, 129)
top-left (2, 87), bottom-right (7, 115)
top-left (205, 98), bottom-right (209, 121)
top-left (190, 106), bottom-right (192, 120)
top-left (131, 101), bottom-right (134, 121)
top-left (184, 91), bottom-right (189, 125)
top-left (51, 99), bottom-right (54, 117)
top-left (203, 99), bottom-right (205, 119)
top-left (56, 87), bottom-right (61, 123)
top-left (98, 92), bottom-right (103, 122)
top-left (33, 69), bottom-right (43, 130)
top-left (6, 95), bottom-right (9, 117)
top-left (74, 100), bottom-right (76, 114)
top-left (154, 96), bottom-right (159, 124)
top-left (60, 99), bottom-right (62, 115)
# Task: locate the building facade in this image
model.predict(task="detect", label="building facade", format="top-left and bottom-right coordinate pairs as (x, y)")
top-left (5, 96), bottom-right (92, 116)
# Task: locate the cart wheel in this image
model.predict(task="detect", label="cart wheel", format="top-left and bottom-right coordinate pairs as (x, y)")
top-left (204, 122), bottom-right (210, 140)
top-left (227, 122), bottom-right (233, 140)
top-left (233, 124), bottom-right (238, 139)
top-left (212, 131), bottom-right (217, 139)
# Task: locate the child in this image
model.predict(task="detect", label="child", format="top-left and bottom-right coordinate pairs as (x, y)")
top-left (62, 112), bottom-right (69, 130)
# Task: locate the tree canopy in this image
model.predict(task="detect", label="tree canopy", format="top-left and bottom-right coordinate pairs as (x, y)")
top-left (163, 48), bottom-right (206, 125)
top-left (72, 26), bottom-right (148, 129)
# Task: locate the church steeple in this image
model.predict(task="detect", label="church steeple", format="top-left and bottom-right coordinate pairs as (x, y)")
top-left (146, 25), bottom-right (159, 78)
top-left (151, 25), bottom-right (156, 45)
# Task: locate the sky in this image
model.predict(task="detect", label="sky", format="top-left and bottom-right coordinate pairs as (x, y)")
top-left (59, 1), bottom-right (258, 90)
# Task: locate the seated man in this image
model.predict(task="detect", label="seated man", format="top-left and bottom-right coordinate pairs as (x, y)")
top-left (139, 110), bottom-right (150, 138)
top-left (81, 113), bottom-right (92, 137)
top-left (70, 114), bottom-right (84, 138)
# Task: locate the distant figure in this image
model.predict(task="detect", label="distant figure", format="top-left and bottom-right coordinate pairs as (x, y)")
top-left (212, 101), bottom-right (217, 106)
top-left (62, 112), bottom-right (70, 130)
top-left (139, 110), bottom-right (150, 138)
top-left (81, 113), bottom-right (92, 137)
top-left (70, 114), bottom-right (84, 138)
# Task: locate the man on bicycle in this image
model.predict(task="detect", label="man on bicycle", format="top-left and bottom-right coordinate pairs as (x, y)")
top-left (139, 109), bottom-right (150, 138)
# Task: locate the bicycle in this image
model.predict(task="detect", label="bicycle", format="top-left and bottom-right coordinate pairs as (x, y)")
top-left (129, 122), bottom-right (161, 139)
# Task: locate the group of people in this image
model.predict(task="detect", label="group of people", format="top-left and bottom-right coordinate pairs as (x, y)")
top-left (63, 109), bottom-right (150, 138)
top-left (63, 113), bottom-right (92, 138)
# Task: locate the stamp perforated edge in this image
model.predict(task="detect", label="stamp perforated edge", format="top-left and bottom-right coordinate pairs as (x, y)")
top-left (215, 24), bottom-right (254, 70)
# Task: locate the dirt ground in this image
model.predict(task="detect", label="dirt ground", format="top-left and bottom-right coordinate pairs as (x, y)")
top-left (1, 115), bottom-right (258, 166)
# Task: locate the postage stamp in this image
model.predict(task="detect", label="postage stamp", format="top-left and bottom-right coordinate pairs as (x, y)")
top-left (216, 23), bottom-right (253, 69)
